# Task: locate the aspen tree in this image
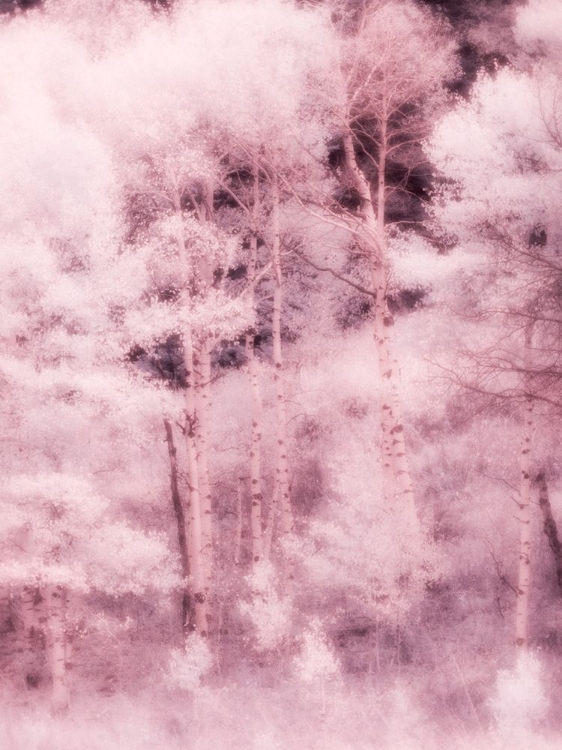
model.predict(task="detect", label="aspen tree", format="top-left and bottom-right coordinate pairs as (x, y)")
top-left (170, 189), bottom-right (209, 635)
top-left (329, 0), bottom-right (451, 526)
top-left (429, 56), bottom-right (562, 646)
top-left (191, 178), bottom-right (215, 594)
top-left (270, 178), bottom-right (293, 540)
top-left (340, 127), bottom-right (416, 525)
top-left (247, 174), bottom-right (265, 563)
top-left (124, 151), bottom-right (242, 635)
top-left (234, 477), bottom-right (244, 566)
top-left (214, 157), bottom-right (286, 560)
top-left (176, 1), bottom-right (332, 563)
top-left (214, 160), bottom-right (293, 559)
top-left (515, 323), bottom-right (534, 648)
top-left (184, 332), bottom-right (209, 635)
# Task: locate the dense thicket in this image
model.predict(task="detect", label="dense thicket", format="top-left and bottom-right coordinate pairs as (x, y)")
top-left (1, 1), bottom-right (561, 748)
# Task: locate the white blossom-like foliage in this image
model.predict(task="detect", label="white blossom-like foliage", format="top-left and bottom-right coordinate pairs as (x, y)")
top-left (239, 560), bottom-right (293, 651)
top-left (294, 618), bottom-right (339, 684)
top-left (166, 633), bottom-right (213, 693)
top-left (490, 652), bottom-right (548, 738)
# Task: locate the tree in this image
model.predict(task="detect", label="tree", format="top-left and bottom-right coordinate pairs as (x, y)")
top-left (429, 41), bottom-right (562, 647)
top-left (293, 0), bottom-right (455, 537)
top-left (0, 30), bottom-right (179, 707)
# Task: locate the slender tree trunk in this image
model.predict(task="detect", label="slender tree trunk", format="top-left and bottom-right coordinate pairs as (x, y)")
top-left (270, 179), bottom-right (292, 539)
top-left (264, 480), bottom-right (278, 561)
top-left (194, 341), bottom-right (213, 590)
top-left (172, 195), bottom-right (209, 636)
top-left (20, 586), bottom-right (46, 690)
top-left (372, 113), bottom-right (398, 500)
top-left (234, 477), bottom-right (243, 566)
top-left (0, 587), bottom-right (16, 666)
top-left (341, 124), bottom-right (418, 532)
top-left (185, 334), bottom-right (209, 637)
top-left (247, 332), bottom-right (264, 562)
top-left (535, 472), bottom-right (562, 598)
top-left (194, 177), bottom-right (215, 602)
top-left (375, 109), bottom-right (415, 518)
top-left (164, 417), bottom-right (192, 635)
top-left (515, 325), bottom-right (534, 648)
top-left (45, 584), bottom-right (69, 714)
top-left (247, 173), bottom-right (264, 563)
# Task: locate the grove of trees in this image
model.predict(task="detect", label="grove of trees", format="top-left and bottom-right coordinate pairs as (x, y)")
top-left (1, 0), bottom-right (562, 748)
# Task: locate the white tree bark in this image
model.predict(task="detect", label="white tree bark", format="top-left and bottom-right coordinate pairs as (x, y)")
top-left (172, 195), bottom-right (209, 636)
top-left (247, 174), bottom-right (264, 562)
top-left (270, 179), bottom-right (293, 539)
top-left (45, 584), bottom-right (69, 714)
top-left (194, 340), bottom-right (213, 593)
top-left (234, 477), bottom-right (244, 566)
top-left (341, 125), bottom-right (418, 533)
top-left (193, 177), bottom-right (215, 598)
top-left (247, 334), bottom-right (264, 562)
top-left (184, 334), bottom-right (209, 636)
top-left (515, 324), bottom-right (534, 648)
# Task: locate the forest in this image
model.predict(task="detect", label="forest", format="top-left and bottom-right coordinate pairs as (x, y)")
top-left (0, 0), bottom-right (561, 747)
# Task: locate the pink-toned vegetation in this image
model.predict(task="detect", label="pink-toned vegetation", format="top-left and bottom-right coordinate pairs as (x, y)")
top-left (0, 0), bottom-right (562, 747)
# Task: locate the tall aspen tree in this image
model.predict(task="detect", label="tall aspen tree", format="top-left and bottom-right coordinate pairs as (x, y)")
top-left (192, 178), bottom-right (215, 595)
top-left (325, 0), bottom-right (451, 528)
top-left (341, 127), bottom-right (416, 527)
top-left (247, 174), bottom-right (265, 563)
top-left (215, 160), bottom-right (280, 559)
top-left (194, 343), bottom-right (213, 588)
top-left (270, 178), bottom-right (293, 539)
top-left (515, 323), bottom-right (534, 648)
top-left (234, 477), bottom-right (244, 566)
top-left (171, 188), bottom-right (209, 635)
top-left (184, 332), bottom-right (209, 635)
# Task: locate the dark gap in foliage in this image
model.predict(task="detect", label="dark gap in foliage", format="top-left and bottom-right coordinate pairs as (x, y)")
top-left (128, 334), bottom-right (187, 389)
top-left (0, 0), bottom-right (41, 13)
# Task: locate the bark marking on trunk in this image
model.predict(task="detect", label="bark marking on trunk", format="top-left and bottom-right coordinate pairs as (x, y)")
top-left (185, 335), bottom-right (209, 637)
top-left (271, 179), bottom-right (292, 539)
top-left (46, 584), bottom-right (69, 714)
top-left (535, 472), bottom-right (562, 598)
top-left (342, 122), bottom-right (418, 533)
top-left (247, 173), bottom-right (264, 562)
top-left (515, 324), bottom-right (534, 649)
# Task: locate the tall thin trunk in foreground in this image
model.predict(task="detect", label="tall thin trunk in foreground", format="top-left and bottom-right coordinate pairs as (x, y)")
top-left (194, 178), bottom-right (215, 598)
top-left (341, 124), bottom-right (417, 533)
top-left (515, 325), bottom-right (534, 648)
top-left (247, 174), bottom-right (264, 563)
top-left (270, 179), bottom-right (292, 539)
top-left (164, 417), bottom-right (191, 634)
top-left (234, 477), bottom-right (244, 565)
top-left (194, 340), bottom-right (213, 590)
top-left (184, 334), bottom-right (209, 636)
top-left (172, 194), bottom-right (209, 636)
